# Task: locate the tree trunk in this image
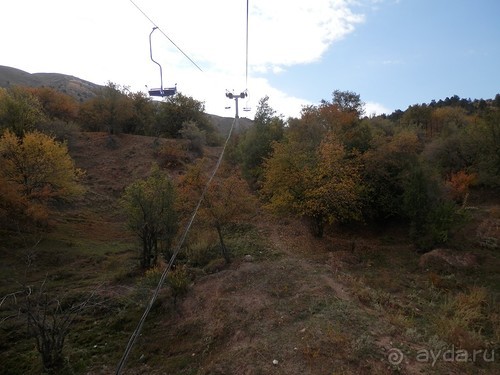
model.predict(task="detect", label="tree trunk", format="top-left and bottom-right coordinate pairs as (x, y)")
top-left (312, 215), bottom-right (325, 238)
top-left (216, 224), bottom-right (230, 263)
top-left (141, 225), bottom-right (155, 269)
top-left (141, 230), bottom-right (149, 268)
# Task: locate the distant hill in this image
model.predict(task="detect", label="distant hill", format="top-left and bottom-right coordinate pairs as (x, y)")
top-left (0, 65), bottom-right (102, 102)
top-left (206, 114), bottom-right (253, 136)
top-left (0, 65), bottom-right (253, 134)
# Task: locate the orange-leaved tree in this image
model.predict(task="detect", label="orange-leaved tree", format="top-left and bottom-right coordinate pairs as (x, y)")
top-left (445, 170), bottom-right (477, 205)
top-left (26, 86), bottom-right (79, 122)
top-left (179, 160), bottom-right (256, 263)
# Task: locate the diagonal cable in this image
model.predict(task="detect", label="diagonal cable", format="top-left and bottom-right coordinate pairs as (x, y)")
top-left (115, 116), bottom-right (238, 374)
top-left (129, 0), bottom-right (203, 72)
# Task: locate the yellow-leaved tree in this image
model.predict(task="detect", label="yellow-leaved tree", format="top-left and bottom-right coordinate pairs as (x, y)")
top-left (262, 131), bottom-right (363, 237)
top-left (0, 130), bottom-right (84, 230)
top-left (304, 133), bottom-right (364, 237)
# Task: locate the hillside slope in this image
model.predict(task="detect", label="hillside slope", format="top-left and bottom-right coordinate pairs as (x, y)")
top-left (0, 65), bottom-right (102, 101)
top-left (0, 132), bottom-right (498, 375)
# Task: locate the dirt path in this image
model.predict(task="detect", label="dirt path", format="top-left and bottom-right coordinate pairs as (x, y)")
top-left (250, 214), bottom-right (430, 375)
top-left (258, 215), bottom-right (354, 302)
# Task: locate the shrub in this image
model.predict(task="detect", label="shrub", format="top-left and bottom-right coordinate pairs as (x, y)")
top-left (167, 265), bottom-right (190, 304)
top-left (35, 119), bottom-right (80, 145)
top-left (445, 170), bottom-right (477, 205)
top-left (434, 287), bottom-right (492, 350)
top-left (155, 143), bottom-right (191, 169)
top-left (185, 230), bottom-right (218, 267)
top-left (179, 121), bottom-right (206, 157)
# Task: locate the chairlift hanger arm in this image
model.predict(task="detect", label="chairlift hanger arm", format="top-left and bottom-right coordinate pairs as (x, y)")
top-left (225, 91), bottom-right (247, 99)
top-left (148, 27), bottom-right (176, 97)
top-left (225, 90), bottom-right (248, 118)
top-left (149, 27), bottom-right (163, 91)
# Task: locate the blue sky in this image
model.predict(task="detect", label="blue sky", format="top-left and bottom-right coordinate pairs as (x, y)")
top-left (267, 0), bottom-right (500, 115)
top-left (1, 0), bottom-right (499, 118)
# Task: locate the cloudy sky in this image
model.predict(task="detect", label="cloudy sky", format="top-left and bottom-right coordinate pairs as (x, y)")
top-left (1, 0), bottom-right (499, 119)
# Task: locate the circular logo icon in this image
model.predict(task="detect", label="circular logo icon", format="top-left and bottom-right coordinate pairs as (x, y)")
top-left (387, 348), bottom-right (404, 365)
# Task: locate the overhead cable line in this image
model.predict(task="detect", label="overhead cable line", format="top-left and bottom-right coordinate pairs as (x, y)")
top-left (245, 0), bottom-right (249, 89)
top-left (129, 0), bottom-right (203, 72)
top-left (225, 0), bottom-right (251, 116)
top-left (115, 116), bottom-right (239, 374)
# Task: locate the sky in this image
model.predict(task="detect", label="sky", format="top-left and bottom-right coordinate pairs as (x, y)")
top-left (1, 0), bottom-right (499, 119)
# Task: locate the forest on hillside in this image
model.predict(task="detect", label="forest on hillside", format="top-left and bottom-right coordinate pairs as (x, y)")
top-left (1, 83), bottom-right (499, 249)
top-left (0, 83), bottom-right (499, 374)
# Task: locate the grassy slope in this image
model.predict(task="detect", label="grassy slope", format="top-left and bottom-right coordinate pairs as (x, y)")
top-left (0, 132), bottom-right (498, 375)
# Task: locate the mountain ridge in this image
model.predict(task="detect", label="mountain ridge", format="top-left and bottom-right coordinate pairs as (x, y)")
top-left (0, 65), bottom-right (102, 102)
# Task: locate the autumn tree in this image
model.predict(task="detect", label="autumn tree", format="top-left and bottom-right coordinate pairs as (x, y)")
top-left (260, 124), bottom-right (318, 224)
top-left (0, 86), bottom-right (46, 136)
top-left (305, 133), bottom-right (364, 236)
top-left (445, 170), bottom-right (477, 204)
top-left (401, 104), bottom-right (433, 138)
top-left (0, 173), bottom-right (37, 231)
top-left (423, 108), bottom-right (500, 187)
top-left (126, 91), bottom-right (156, 135)
top-left (121, 165), bottom-right (177, 269)
top-left (429, 106), bottom-right (470, 137)
top-left (179, 120), bottom-right (206, 157)
top-left (331, 89), bottom-right (365, 116)
top-left (25, 86), bottom-right (79, 122)
top-left (179, 161), bottom-right (256, 263)
top-left (0, 130), bottom-right (83, 199)
top-left (422, 129), bottom-right (474, 177)
top-left (152, 93), bottom-right (218, 142)
top-left (399, 158), bottom-right (468, 251)
top-left (236, 96), bottom-right (285, 185)
top-left (313, 90), bottom-right (372, 153)
top-left (402, 163), bottom-right (435, 248)
top-left (0, 130), bottom-right (83, 230)
top-left (262, 130), bottom-right (363, 237)
top-left (78, 82), bottom-right (135, 134)
top-left (472, 110), bottom-right (500, 186)
top-left (362, 130), bottom-right (422, 219)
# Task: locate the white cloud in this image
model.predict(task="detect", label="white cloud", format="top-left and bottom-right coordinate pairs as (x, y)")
top-left (1, 0), bottom-right (367, 119)
top-left (364, 101), bottom-right (391, 116)
top-left (124, 0), bottom-right (366, 118)
top-left (246, 0), bottom-right (365, 71)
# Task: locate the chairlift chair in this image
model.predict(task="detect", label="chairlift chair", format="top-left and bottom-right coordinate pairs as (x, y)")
top-left (148, 27), bottom-right (177, 98)
top-left (242, 92), bottom-right (251, 112)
